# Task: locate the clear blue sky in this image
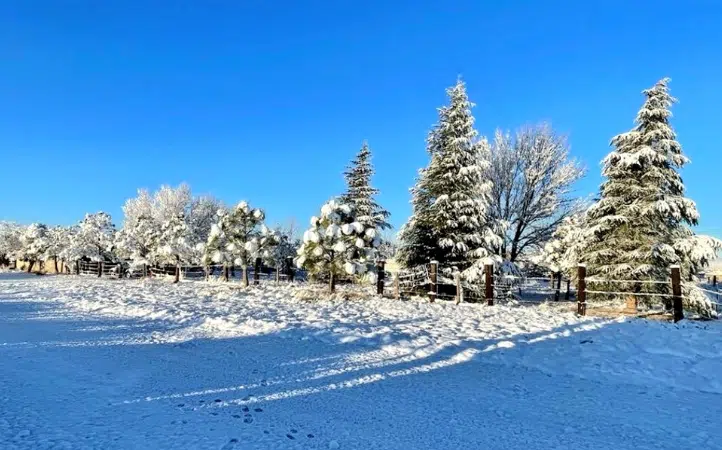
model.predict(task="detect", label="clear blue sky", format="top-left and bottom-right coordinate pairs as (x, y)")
top-left (1, 1), bottom-right (721, 238)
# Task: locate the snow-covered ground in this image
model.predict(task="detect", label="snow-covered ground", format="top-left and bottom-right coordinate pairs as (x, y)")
top-left (1, 273), bottom-right (721, 450)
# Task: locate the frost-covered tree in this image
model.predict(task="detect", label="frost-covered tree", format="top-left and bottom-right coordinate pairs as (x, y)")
top-left (59, 225), bottom-right (84, 273)
top-left (20, 223), bottom-right (49, 272)
top-left (154, 214), bottom-right (193, 283)
top-left (488, 125), bottom-right (585, 262)
top-left (583, 78), bottom-right (718, 305)
top-left (0, 222), bottom-right (23, 267)
top-left (152, 184), bottom-right (192, 225)
top-left (44, 226), bottom-right (70, 272)
top-left (535, 210), bottom-right (588, 278)
top-left (114, 215), bottom-right (159, 273)
top-left (398, 79), bottom-right (499, 278)
top-left (296, 199), bottom-right (379, 293)
top-left (203, 201), bottom-right (267, 285)
top-left (187, 196), bottom-right (224, 264)
top-left (78, 212), bottom-right (116, 273)
top-left (341, 142), bottom-right (390, 232)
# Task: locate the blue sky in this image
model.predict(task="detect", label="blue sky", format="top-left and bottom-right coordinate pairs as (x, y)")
top-left (1, 1), bottom-right (721, 238)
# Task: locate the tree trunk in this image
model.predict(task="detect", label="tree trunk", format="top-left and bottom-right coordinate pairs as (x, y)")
top-left (223, 265), bottom-right (229, 282)
top-left (242, 266), bottom-right (249, 287)
top-left (275, 264), bottom-right (280, 282)
top-left (174, 265), bottom-right (180, 283)
top-left (254, 257), bottom-right (261, 285)
top-left (231, 265), bottom-right (236, 278)
top-left (76, 260), bottom-right (80, 275)
top-left (98, 261), bottom-right (103, 277)
top-left (27, 260), bottom-right (35, 273)
top-left (54, 257), bottom-right (59, 273)
top-left (329, 271), bottom-right (336, 293)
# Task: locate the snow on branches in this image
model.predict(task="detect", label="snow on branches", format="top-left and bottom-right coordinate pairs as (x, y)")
top-left (398, 79), bottom-right (500, 277)
top-left (296, 199), bottom-right (380, 292)
top-left (203, 201), bottom-right (275, 285)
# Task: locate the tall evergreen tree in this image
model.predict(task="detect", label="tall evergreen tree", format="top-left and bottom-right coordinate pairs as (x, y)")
top-left (341, 142), bottom-right (390, 232)
top-left (398, 79), bottom-right (499, 277)
top-left (583, 78), bottom-right (703, 287)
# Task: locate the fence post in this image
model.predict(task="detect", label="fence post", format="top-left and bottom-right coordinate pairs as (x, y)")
top-left (394, 274), bottom-right (400, 299)
top-left (223, 264), bottom-right (229, 282)
top-left (485, 263), bottom-right (494, 306)
top-left (577, 264), bottom-right (586, 316)
top-left (75, 260), bottom-right (80, 275)
top-left (98, 261), bottom-right (102, 278)
top-left (429, 261), bottom-right (438, 303)
top-left (671, 265), bottom-right (683, 323)
top-left (714, 275), bottom-right (717, 287)
top-left (565, 279), bottom-right (571, 301)
top-left (254, 257), bottom-right (262, 285)
top-left (376, 260), bottom-right (385, 296)
top-left (554, 271), bottom-right (561, 302)
top-left (286, 257), bottom-right (295, 283)
top-left (455, 271), bottom-right (462, 305)
top-left (275, 264), bottom-right (280, 282)
top-left (242, 266), bottom-right (250, 287)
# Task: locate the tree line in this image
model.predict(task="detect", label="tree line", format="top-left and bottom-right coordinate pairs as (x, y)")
top-left (1, 77), bottom-right (719, 300)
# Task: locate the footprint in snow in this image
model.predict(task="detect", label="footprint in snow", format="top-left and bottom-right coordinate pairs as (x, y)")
top-left (220, 438), bottom-right (238, 450)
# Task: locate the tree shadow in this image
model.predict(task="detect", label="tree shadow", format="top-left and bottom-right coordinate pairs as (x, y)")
top-left (1, 291), bottom-right (720, 450)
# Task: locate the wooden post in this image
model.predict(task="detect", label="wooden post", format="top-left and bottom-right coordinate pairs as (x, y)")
top-left (394, 275), bottom-right (400, 299)
top-left (242, 266), bottom-right (249, 287)
top-left (275, 265), bottom-right (280, 282)
top-left (329, 271), bottom-right (336, 293)
top-left (76, 260), bottom-right (80, 275)
top-left (429, 261), bottom-right (438, 303)
top-left (254, 257), bottom-right (261, 285)
top-left (376, 260), bottom-right (385, 296)
top-left (485, 263), bottom-right (494, 306)
top-left (565, 279), bottom-right (571, 301)
top-left (223, 264), bottom-right (229, 282)
top-left (554, 271), bottom-right (562, 302)
top-left (286, 257), bottom-right (295, 282)
top-left (143, 263), bottom-right (148, 278)
top-left (98, 261), bottom-right (103, 277)
top-left (714, 275), bottom-right (717, 287)
top-left (455, 271), bottom-right (462, 305)
top-left (577, 264), bottom-right (586, 316)
top-left (671, 265), bottom-right (683, 323)
top-left (174, 264), bottom-right (180, 283)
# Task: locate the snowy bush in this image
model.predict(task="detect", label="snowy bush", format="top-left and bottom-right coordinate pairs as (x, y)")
top-left (296, 199), bottom-right (379, 292)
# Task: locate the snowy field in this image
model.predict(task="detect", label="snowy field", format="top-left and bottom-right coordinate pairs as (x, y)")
top-left (1, 273), bottom-right (721, 450)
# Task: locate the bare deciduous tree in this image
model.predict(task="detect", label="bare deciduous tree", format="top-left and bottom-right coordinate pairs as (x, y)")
top-left (488, 124), bottom-right (585, 262)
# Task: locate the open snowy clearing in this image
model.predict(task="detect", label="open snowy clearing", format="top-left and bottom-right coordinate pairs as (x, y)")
top-left (1, 274), bottom-right (721, 450)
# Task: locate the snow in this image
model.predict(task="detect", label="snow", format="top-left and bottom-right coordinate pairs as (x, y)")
top-left (1, 273), bottom-right (721, 449)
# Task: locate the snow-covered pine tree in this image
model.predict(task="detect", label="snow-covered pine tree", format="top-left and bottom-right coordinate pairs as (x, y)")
top-left (203, 201), bottom-right (267, 286)
top-left (296, 199), bottom-right (379, 293)
top-left (583, 78), bottom-right (719, 307)
top-left (398, 79), bottom-right (499, 278)
top-left (341, 142), bottom-right (391, 233)
top-left (397, 167), bottom-right (438, 268)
